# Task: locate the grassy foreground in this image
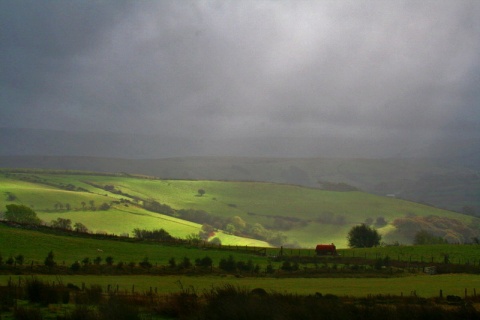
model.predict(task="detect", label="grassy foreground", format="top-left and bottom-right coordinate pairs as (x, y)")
top-left (1, 274), bottom-right (479, 298)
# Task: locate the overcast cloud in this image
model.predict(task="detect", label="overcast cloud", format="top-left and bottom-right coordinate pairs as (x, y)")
top-left (1, 0), bottom-right (479, 158)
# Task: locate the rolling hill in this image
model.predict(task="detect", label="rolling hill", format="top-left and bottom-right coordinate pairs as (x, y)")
top-left (0, 155), bottom-right (478, 214)
top-left (1, 170), bottom-right (477, 248)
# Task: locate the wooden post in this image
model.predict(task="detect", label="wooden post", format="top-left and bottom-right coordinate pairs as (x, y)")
top-left (439, 290), bottom-right (443, 298)
top-left (132, 285), bottom-right (135, 294)
top-left (465, 288), bottom-right (467, 298)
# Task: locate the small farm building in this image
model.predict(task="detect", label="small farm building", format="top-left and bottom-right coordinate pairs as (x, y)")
top-left (315, 244), bottom-right (337, 255)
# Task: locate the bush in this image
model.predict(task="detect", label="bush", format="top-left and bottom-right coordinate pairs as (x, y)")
top-left (179, 257), bottom-right (192, 269)
top-left (25, 277), bottom-right (66, 305)
top-left (139, 257), bottom-right (152, 269)
top-left (85, 284), bottom-right (103, 304)
top-left (195, 256), bottom-right (213, 268)
top-left (219, 255), bottom-right (236, 272)
top-left (98, 294), bottom-right (140, 320)
top-left (71, 261), bottom-right (81, 271)
top-left (44, 251), bottom-right (56, 268)
top-left (5, 204), bottom-right (41, 225)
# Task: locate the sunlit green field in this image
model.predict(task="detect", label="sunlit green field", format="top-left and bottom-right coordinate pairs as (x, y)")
top-left (0, 223), bottom-right (268, 267)
top-left (0, 171), bottom-right (473, 248)
top-left (1, 274), bottom-right (478, 298)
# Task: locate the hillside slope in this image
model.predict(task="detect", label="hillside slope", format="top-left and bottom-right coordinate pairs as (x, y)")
top-left (0, 155), bottom-right (478, 213)
top-left (1, 170), bottom-right (476, 248)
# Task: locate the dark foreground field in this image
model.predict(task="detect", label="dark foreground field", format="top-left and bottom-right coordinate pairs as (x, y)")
top-left (1, 277), bottom-right (480, 320)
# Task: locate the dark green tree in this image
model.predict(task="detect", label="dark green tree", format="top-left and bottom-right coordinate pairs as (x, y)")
top-left (51, 218), bottom-right (72, 230)
top-left (94, 256), bottom-right (102, 265)
top-left (15, 254), bottom-right (24, 266)
top-left (197, 189), bottom-right (206, 197)
top-left (44, 251), bottom-right (56, 268)
top-left (219, 255), bottom-right (236, 272)
top-left (5, 204), bottom-right (41, 224)
top-left (347, 224), bottom-right (381, 248)
top-left (74, 222), bottom-right (89, 233)
top-left (105, 256), bottom-right (114, 266)
top-left (139, 257), bottom-right (152, 269)
top-left (413, 230), bottom-right (447, 245)
top-left (71, 261), bottom-right (81, 271)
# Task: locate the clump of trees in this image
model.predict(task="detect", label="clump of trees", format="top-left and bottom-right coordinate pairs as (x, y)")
top-left (347, 224), bottom-right (381, 248)
top-left (5, 204), bottom-right (41, 225)
top-left (51, 218), bottom-right (73, 230)
top-left (141, 201), bottom-right (289, 246)
top-left (413, 230), bottom-right (448, 245)
top-left (392, 214), bottom-right (478, 244)
top-left (132, 228), bottom-right (174, 241)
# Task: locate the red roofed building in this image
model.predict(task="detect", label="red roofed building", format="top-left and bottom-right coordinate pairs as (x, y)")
top-left (315, 243), bottom-right (337, 255)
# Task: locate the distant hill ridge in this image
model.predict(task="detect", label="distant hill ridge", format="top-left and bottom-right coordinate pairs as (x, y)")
top-left (0, 154), bottom-right (478, 213)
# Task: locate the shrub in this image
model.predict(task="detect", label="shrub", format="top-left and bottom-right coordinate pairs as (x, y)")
top-left (219, 255), bottom-right (236, 272)
top-left (85, 284), bottom-right (103, 304)
top-left (98, 294), bottom-right (140, 320)
top-left (25, 277), bottom-right (64, 305)
top-left (71, 261), bottom-right (81, 271)
top-left (5, 204), bottom-right (41, 225)
top-left (179, 257), bottom-right (192, 269)
top-left (139, 257), bottom-right (152, 269)
top-left (195, 256), bottom-right (213, 268)
top-left (44, 251), bottom-right (56, 268)
top-left (15, 254), bottom-right (24, 266)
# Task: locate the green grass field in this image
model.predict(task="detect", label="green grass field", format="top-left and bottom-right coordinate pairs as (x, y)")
top-left (0, 170), bottom-right (475, 248)
top-left (1, 274), bottom-right (478, 298)
top-left (0, 223), bottom-right (268, 267)
top-left (2, 221), bottom-right (480, 269)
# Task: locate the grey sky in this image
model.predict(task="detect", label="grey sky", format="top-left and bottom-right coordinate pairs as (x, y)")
top-left (1, 0), bottom-right (479, 158)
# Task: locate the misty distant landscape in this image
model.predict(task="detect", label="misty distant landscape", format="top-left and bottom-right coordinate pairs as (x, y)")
top-left (1, 127), bottom-right (478, 214)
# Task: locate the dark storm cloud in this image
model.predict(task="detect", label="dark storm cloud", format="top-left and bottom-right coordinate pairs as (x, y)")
top-left (1, 0), bottom-right (479, 157)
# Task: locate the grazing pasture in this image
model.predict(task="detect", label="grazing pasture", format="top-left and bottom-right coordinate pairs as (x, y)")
top-left (1, 170), bottom-right (473, 248)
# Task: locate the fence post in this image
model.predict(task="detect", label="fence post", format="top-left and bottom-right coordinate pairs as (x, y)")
top-left (439, 290), bottom-right (443, 298)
